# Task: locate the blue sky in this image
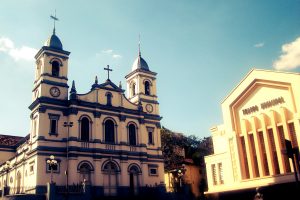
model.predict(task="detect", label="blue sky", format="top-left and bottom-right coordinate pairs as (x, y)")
top-left (1, 0), bottom-right (300, 138)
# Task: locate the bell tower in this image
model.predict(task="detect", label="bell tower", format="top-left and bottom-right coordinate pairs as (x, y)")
top-left (29, 15), bottom-right (70, 142)
top-left (125, 44), bottom-right (159, 115)
top-left (32, 22), bottom-right (70, 102)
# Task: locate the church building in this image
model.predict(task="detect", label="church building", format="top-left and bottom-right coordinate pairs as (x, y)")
top-left (205, 69), bottom-right (300, 199)
top-left (0, 23), bottom-right (164, 199)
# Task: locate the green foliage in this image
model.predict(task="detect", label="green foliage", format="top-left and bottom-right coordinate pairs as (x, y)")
top-left (161, 126), bottom-right (213, 171)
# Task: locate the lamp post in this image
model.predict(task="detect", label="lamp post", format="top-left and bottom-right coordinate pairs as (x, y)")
top-left (47, 155), bottom-right (57, 184)
top-left (63, 121), bottom-right (73, 193)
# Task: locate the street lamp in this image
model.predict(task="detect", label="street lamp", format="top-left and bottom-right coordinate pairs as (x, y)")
top-left (47, 155), bottom-right (57, 184)
top-left (63, 121), bottom-right (73, 191)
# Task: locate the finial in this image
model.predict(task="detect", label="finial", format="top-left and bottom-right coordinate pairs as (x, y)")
top-left (95, 76), bottom-right (98, 84)
top-left (70, 80), bottom-right (77, 93)
top-left (50, 10), bottom-right (59, 35)
top-left (70, 80), bottom-right (77, 100)
top-left (119, 81), bottom-right (122, 89)
top-left (138, 34), bottom-right (141, 57)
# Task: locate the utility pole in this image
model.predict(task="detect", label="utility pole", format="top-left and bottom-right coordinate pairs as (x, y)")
top-left (63, 121), bottom-right (73, 199)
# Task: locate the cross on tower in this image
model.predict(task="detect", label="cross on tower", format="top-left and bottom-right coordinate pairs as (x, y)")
top-left (104, 65), bottom-right (113, 80)
top-left (50, 10), bottom-right (59, 34)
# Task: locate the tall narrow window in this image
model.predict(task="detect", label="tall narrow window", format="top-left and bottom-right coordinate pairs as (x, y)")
top-left (288, 123), bottom-right (298, 147)
top-left (249, 134), bottom-right (260, 177)
top-left (258, 131), bottom-right (269, 176)
top-left (218, 163), bottom-right (224, 184)
top-left (268, 128), bottom-right (280, 174)
top-left (32, 117), bottom-right (37, 137)
top-left (51, 61), bottom-right (60, 77)
top-left (132, 83), bottom-right (136, 96)
top-left (240, 136), bottom-right (250, 179)
top-left (129, 124), bottom-right (137, 146)
top-left (278, 126), bottom-right (291, 172)
top-left (144, 81), bottom-right (150, 95)
top-left (212, 164), bottom-right (217, 185)
top-left (81, 117), bottom-right (90, 141)
top-left (106, 93), bottom-right (112, 106)
top-left (48, 114), bottom-right (60, 136)
top-left (147, 127), bottom-right (154, 145)
top-left (105, 120), bottom-right (115, 143)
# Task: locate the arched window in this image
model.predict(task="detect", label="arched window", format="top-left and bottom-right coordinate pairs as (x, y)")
top-left (81, 117), bottom-right (90, 141)
top-left (132, 83), bottom-right (136, 96)
top-left (129, 124), bottom-right (137, 146)
top-left (79, 162), bottom-right (93, 183)
top-left (106, 93), bottom-right (112, 106)
top-left (144, 81), bottom-right (150, 95)
top-left (105, 120), bottom-right (115, 143)
top-left (103, 161), bottom-right (118, 172)
top-left (52, 61), bottom-right (60, 77)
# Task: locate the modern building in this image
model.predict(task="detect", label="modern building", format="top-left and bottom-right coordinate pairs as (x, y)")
top-left (205, 69), bottom-right (300, 199)
top-left (0, 24), bottom-right (164, 199)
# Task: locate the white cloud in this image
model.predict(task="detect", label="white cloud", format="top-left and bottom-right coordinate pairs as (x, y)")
top-left (102, 49), bottom-right (113, 54)
top-left (254, 42), bottom-right (264, 48)
top-left (0, 37), bottom-right (14, 52)
top-left (98, 49), bottom-right (122, 60)
top-left (0, 37), bottom-right (37, 61)
top-left (9, 46), bottom-right (37, 61)
top-left (112, 54), bottom-right (122, 59)
top-left (273, 37), bottom-right (300, 70)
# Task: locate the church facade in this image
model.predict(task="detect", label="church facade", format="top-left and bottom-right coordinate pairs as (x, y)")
top-left (205, 69), bottom-right (300, 199)
top-left (0, 26), bottom-right (164, 198)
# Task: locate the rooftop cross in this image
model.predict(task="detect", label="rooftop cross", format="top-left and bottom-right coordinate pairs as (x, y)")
top-left (104, 65), bottom-right (113, 80)
top-left (50, 10), bottom-right (59, 34)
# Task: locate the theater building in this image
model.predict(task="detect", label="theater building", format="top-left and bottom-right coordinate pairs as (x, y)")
top-left (0, 24), bottom-right (164, 199)
top-left (205, 69), bottom-right (300, 199)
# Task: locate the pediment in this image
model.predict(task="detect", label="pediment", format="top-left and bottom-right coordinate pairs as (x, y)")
top-left (221, 69), bottom-right (300, 134)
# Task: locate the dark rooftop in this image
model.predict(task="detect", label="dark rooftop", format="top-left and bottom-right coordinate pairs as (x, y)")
top-left (0, 134), bottom-right (24, 146)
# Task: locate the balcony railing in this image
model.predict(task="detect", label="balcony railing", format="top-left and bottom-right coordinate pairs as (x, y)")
top-left (4, 186), bottom-right (36, 195)
top-left (106, 144), bottom-right (115, 150)
top-left (56, 185), bottom-right (84, 194)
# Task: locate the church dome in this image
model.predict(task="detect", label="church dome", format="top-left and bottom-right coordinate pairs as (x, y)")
top-left (44, 32), bottom-right (63, 50)
top-left (132, 55), bottom-right (149, 71)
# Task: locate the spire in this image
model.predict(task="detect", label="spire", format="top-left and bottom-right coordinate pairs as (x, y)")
top-left (95, 75), bottom-right (98, 84)
top-left (119, 81), bottom-right (122, 89)
top-left (70, 80), bottom-right (77, 100)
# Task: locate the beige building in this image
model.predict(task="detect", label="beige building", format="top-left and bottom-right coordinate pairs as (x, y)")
top-left (205, 69), bottom-right (300, 197)
top-left (0, 26), bottom-right (164, 199)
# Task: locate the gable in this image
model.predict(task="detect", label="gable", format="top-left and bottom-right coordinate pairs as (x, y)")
top-left (221, 69), bottom-right (300, 134)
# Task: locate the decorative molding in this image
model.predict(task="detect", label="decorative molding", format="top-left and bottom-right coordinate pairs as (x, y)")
top-left (38, 106), bottom-right (47, 113)
top-left (93, 111), bottom-right (101, 118)
top-left (118, 114), bottom-right (126, 122)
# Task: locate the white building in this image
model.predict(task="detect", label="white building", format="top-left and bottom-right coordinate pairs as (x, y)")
top-left (205, 69), bottom-right (300, 199)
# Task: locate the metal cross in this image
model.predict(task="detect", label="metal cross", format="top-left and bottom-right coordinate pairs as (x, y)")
top-left (50, 10), bottom-right (59, 34)
top-left (104, 65), bottom-right (113, 80)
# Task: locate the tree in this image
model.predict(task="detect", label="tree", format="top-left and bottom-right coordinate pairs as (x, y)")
top-left (161, 127), bottom-right (213, 171)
